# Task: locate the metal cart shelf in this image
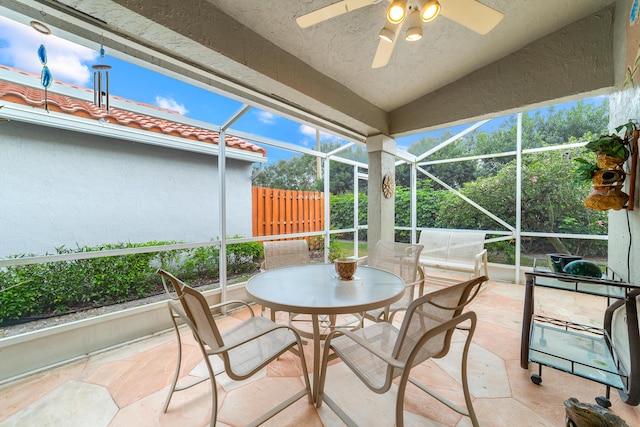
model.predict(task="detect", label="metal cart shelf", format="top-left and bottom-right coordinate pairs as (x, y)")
top-left (520, 260), bottom-right (640, 407)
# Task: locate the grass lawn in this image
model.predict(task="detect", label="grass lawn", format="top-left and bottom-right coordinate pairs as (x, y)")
top-left (335, 240), bottom-right (368, 257)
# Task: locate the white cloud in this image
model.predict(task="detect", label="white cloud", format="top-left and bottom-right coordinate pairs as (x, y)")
top-left (155, 96), bottom-right (189, 115)
top-left (300, 124), bottom-right (316, 136)
top-left (0, 16), bottom-right (98, 86)
top-left (257, 111), bottom-right (276, 124)
top-left (299, 124), bottom-right (336, 141)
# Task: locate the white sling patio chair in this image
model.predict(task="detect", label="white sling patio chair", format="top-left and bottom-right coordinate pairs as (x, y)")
top-left (360, 240), bottom-right (425, 322)
top-left (316, 275), bottom-right (487, 427)
top-left (262, 239), bottom-right (311, 271)
top-left (261, 239), bottom-right (310, 321)
top-left (158, 269), bottom-right (312, 427)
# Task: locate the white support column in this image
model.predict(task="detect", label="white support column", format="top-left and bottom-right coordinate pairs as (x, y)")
top-left (367, 135), bottom-right (396, 248)
top-left (324, 157), bottom-right (331, 263)
top-left (515, 113), bottom-right (523, 285)
top-left (410, 161), bottom-right (417, 244)
top-left (353, 163), bottom-right (359, 258)
top-left (218, 130), bottom-right (228, 306)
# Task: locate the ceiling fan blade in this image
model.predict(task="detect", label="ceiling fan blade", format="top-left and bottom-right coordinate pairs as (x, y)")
top-left (371, 37), bottom-right (398, 68)
top-left (296, 0), bottom-right (377, 28)
top-left (439, 0), bottom-right (504, 35)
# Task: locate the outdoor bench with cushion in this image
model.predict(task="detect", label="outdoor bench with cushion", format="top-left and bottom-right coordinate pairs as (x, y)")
top-left (418, 229), bottom-right (488, 279)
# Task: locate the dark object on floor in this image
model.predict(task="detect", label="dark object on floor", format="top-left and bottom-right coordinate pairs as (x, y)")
top-left (564, 397), bottom-right (629, 427)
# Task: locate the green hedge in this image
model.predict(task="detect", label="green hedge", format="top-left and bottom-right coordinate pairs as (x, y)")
top-left (0, 239), bottom-right (263, 323)
top-left (329, 183), bottom-right (447, 242)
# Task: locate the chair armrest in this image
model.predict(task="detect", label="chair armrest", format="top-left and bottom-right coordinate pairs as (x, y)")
top-left (474, 249), bottom-right (489, 277)
top-left (417, 266), bottom-right (426, 296)
top-left (416, 311), bottom-right (477, 355)
top-left (207, 299), bottom-right (254, 316)
top-left (357, 256), bottom-right (368, 266)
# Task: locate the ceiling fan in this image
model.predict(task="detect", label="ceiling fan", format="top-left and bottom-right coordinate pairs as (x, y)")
top-left (296, 0), bottom-right (504, 68)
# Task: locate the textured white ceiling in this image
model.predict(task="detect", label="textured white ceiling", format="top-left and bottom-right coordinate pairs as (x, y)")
top-left (207, 0), bottom-right (616, 111)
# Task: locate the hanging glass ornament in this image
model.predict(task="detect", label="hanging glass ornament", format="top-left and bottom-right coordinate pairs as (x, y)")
top-left (30, 21), bottom-right (53, 112)
top-left (41, 65), bottom-right (52, 88)
top-left (37, 44), bottom-right (47, 65)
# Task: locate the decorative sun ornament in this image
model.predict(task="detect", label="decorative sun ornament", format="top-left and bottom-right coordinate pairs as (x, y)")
top-left (382, 173), bottom-right (396, 198)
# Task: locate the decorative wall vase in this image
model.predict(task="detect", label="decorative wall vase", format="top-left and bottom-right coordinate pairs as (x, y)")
top-left (597, 154), bottom-right (627, 169)
top-left (584, 186), bottom-right (629, 210)
top-left (581, 121), bottom-right (638, 211)
top-left (591, 169), bottom-right (625, 186)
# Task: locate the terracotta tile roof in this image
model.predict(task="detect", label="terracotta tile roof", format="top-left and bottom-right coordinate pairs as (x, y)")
top-left (0, 65), bottom-right (266, 157)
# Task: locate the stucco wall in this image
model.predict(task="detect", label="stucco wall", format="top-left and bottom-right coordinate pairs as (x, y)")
top-left (0, 121), bottom-right (254, 257)
top-left (606, 0), bottom-right (639, 283)
top-left (390, 6), bottom-right (616, 135)
top-left (608, 86), bottom-right (640, 283)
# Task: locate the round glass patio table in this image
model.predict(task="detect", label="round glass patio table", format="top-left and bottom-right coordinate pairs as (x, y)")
top-left (246, 264), bottom-right (404, 402)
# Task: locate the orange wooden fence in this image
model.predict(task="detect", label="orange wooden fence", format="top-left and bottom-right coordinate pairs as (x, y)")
top-left (252, 186), bottom-right (324, 237)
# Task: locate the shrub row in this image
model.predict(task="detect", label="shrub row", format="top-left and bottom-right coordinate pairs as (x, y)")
top-left (0, 239), bottom-right (263, 323)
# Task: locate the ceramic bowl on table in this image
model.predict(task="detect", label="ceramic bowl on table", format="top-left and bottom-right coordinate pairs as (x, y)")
top-left (334, 258), bottom-right (357, 280)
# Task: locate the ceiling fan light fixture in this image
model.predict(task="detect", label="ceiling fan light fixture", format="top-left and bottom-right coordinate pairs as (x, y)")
top-left (405, 9), bottom-right (423, 41)
top-left (386, 0), bottom-right (407, 24)
top-left (379, 25), bottom-right (396, 43)
top-left (420, 0), bottom-right (440, 22)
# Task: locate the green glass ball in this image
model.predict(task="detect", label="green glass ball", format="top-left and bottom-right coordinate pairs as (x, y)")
top-left (562, 260), bottom-right (603, 278)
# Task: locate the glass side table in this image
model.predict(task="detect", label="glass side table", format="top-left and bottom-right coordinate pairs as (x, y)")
top-left (520, 259), bottom-right (640, 407)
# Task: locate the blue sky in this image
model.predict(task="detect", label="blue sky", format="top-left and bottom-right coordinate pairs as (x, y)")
top-left (0, 14), bottom-right (608, 164)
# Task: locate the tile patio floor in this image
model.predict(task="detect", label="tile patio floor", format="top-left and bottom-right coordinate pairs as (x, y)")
top-left (1, 279), bottom-right (639, 426)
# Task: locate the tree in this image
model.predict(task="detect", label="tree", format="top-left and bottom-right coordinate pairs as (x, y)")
top-left (434, 150), bottom-right (608, 256)
top-left (399, 131), bottom-right (477, 189)
top-left (473, 100), bottom-right (609, 177)
top-left (252, 142), bottom-right (368, 194)
top-left (402, 100), bottom-right (610, 184)
top-left (253, 154), bottom-right (318, 191)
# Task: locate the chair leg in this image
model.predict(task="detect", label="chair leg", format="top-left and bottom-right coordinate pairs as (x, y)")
top-left (195, 341), bottom-right (219, 427)
top-left (315, 330), bottom-right (339, 408)
top-left (293, 334), bottom-right (314, 404)
top-left (461, 322), bottom-right (480, 427)
top-left (163, 308), bottom-right (182, 413)
top-left (395, 388), bottom-right (405, 426)
top-left (261, 305), bottom-right (275, 321)
top-left (165, 303), bottom-right (221, 426)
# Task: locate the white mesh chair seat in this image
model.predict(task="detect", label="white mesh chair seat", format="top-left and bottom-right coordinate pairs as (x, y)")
top-left (220, 315), bottom-right (298, 377)
top-left (317, 275), bottom-right (487, 427)
top-left (157, 269), bottom-right (312, 427)
top-left (360, 241), bottom-right (424, 322)
top-left (330, 321), bottom-right (399, 389)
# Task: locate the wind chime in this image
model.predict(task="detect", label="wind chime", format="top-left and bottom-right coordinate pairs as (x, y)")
top-left (30, 21), bottom-right (52, 112)
top-left (92, 38), bottom-right (112, 112)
